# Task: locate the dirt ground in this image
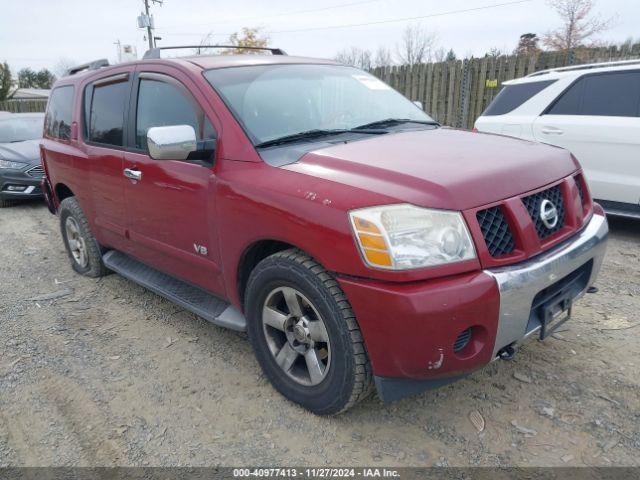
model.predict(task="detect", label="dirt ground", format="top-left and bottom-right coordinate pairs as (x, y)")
top-left (0, 201), bottom-right (638, 467)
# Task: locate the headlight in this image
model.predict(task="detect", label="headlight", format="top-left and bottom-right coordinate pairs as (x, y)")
top-left (349, 204), bottom-right (476, 270)
top-left (0, 159), bottom-right (28, 169)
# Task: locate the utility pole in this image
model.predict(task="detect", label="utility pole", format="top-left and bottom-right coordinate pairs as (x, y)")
top-left (114, 39), bottom-right (122, 63)
top-left (138, 0), bottom-right (162, 49)
top-left (143, 0), bottom-right (154, 49)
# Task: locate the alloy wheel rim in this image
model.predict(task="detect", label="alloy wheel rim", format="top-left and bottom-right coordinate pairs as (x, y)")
top-left (262, 286), bottom-right (331, 386)
top-left (65, 217), bottom-right (88, 268)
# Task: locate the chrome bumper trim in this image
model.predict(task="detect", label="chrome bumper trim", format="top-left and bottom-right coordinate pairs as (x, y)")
top-left (485, 214), bottom-right (608, 357)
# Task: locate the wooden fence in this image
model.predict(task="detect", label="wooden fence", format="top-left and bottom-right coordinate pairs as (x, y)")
top-left (0, 98), bottom-right (48, 113)
top-left (370, 44), bottom-right (640, 130)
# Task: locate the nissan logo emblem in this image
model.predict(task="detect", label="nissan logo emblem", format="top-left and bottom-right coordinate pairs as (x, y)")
top-left (539, 199), bottom-right (559, 229)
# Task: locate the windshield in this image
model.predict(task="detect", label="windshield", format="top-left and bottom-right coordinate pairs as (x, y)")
top-left (0, 115), bottom-right (44, 143)
top-left (204, 64), bottom-right (434, 145)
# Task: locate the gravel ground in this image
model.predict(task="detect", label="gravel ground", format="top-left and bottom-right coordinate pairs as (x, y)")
top-left (0, 201), bottom-right (639, 467)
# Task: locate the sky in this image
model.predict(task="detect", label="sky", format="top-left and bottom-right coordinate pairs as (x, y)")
top-left (1, 0), bottom-right (638, 74)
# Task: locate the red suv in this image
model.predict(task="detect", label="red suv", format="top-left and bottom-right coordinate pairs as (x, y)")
top-left (40, 47), bottom-right (608, 415)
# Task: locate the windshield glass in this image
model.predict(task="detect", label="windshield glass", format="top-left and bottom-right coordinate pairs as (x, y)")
top-left (0, 115), bottom-right (44, 143)
top-left (204, 64), bottom-right (434, 145)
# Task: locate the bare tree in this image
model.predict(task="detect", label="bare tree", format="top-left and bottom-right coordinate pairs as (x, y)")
top-left (53, 58), bottom-right (77, 77)
top-left (373, 47), bottom-right (393, 68)
top-left (619, 36), bottom-right (639, 55)
top-left (194, 31), bottom-right (217, 55)
top-left (485, 47), bottom-right (505, 58)
top-left (432, 47), bottom-right (446, 63)
top-left (334, 47), bottom-right (373, 70)
top-left (396, 24), bottom-right (438, 66)
top-left (543, 0), bottom-right (614, 50)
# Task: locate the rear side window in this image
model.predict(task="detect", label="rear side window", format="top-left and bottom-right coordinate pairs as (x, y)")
top-left (44, 86), bottom-right (74, 140)
top-left (86, 78), bottom-right (129, 146)
top-left (547, 71), bottom-right (640, 117)
top-left (483, 80), bottom-right (556, 116)
top-left (135, 77), bottom-right (215, 149)
top-left (546, 78), bottom-right (584, 115)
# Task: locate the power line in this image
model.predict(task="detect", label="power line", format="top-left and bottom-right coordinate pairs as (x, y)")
top-left (158, 0), bottom-right (533, 37)
top-left (269, 0), bottom-right (534, 34)
top-left (159, 0), bottom-right (384, 30)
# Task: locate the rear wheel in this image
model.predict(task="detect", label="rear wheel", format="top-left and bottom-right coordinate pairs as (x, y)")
top-left (59, 197), bottom-right (108, 278)
top-left (245, 248), bottom-right (373, 415)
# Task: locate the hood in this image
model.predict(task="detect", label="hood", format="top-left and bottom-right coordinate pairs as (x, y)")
top-left (283, 128), bottom-right (579, 210)
top-left (0, 139), bottom-right (41, 166)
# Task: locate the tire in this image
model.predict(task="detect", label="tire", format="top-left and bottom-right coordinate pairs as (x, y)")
top-left (245, 248), bottom-right (373, 415)
top-left (59, 197), bottom-right (108, 278)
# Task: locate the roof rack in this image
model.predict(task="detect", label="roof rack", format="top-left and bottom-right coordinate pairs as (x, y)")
top-left (67, 59), bottom-right (110, 76)
top-left (143, 45), bottom-right (287, 59)
top-left (527, 58), bottom-right (640, 77)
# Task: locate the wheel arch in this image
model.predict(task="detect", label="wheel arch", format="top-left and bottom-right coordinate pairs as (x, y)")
top-left (236, 239), bottom-right (300, 307)
top-left (54, 183), bottom-right (75, 204)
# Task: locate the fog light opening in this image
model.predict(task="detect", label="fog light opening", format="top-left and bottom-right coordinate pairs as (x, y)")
top-left (453, 328), bottom-right (472, 353)
top-left (5, 185), bottom-right (27, 192)
top-left (453, 325), bottom-right (488, 359)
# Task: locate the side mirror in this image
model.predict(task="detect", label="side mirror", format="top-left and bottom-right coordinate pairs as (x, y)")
top-left (147, 125), bottom-right (197, 161)
top-left (413, 100), bottom-right (423, 110)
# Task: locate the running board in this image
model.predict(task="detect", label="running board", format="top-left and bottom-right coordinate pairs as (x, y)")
top-left (604, 208), bottom-right (640, 220)
top-left (102, 250), bottom-right (246, 331)
top-left (596, 199), bottom-right (640, 220)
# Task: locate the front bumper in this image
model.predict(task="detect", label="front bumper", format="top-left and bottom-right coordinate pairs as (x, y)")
top-left (0, 169), bottom-right (44, 200)
top-left (487, 212), bottom-right (608, 356)
top-left (339, 212), bottom-right (608, 402)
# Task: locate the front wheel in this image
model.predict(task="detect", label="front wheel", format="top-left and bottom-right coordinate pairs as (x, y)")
top-left (245, 249), bottom-right (373, 415)
top-left (59, 197), bottom-right (108, 278)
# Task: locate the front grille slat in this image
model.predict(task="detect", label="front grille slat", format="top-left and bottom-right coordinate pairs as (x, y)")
top-left (476, 206), bottom-right (515, 257)
top-left (576, 178), bottom-right (585, 205)
top-left (26, 165), bottom-right (44, 178)
top-left (522, 185), bottom-right (565, 239)
top-left (575, 175), bottom-right (586, 208)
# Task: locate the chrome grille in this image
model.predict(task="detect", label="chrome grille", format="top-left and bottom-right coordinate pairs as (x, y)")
top-left (26, 165), bottom-right (45, 178)
top-left (522, 185), bottom-right (565, 239)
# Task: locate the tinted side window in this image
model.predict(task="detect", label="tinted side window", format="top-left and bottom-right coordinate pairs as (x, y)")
top-left (44, 86), bottom-right (74, 140)
top-left (547, 77), bottom-right (584, 115)
top-left (89, 81), bottom-right (129, 146)
top-left (136, 78), bottom-right (215, 149)
top-left (483, 80), bottom-right (556, 116)
top-left (582, 72), bottom-right (640, 117)
top-left (548, 71), bottom-right (640, 117)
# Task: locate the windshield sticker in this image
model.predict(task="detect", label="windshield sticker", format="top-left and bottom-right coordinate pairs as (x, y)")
top-left (352, 74), bottom-right (391, 91)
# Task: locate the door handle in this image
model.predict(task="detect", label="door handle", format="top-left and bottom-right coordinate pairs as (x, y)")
top-left (541, 126), bottom-right (564, 135)
top-left (123, 168), bottom-right (142, 181)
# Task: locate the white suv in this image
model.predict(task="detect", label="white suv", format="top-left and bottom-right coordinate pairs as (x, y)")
top-left (475, 60), bottom-right (640, 219)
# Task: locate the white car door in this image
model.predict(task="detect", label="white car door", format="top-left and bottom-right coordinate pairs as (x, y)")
top-left (533, 70), bottom-right (640, 208)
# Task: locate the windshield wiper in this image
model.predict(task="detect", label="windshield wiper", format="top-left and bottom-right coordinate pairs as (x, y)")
top-left (255, 128), bottom-right (381, 148)
top-left (352, 118), bottom-right (439, 130)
